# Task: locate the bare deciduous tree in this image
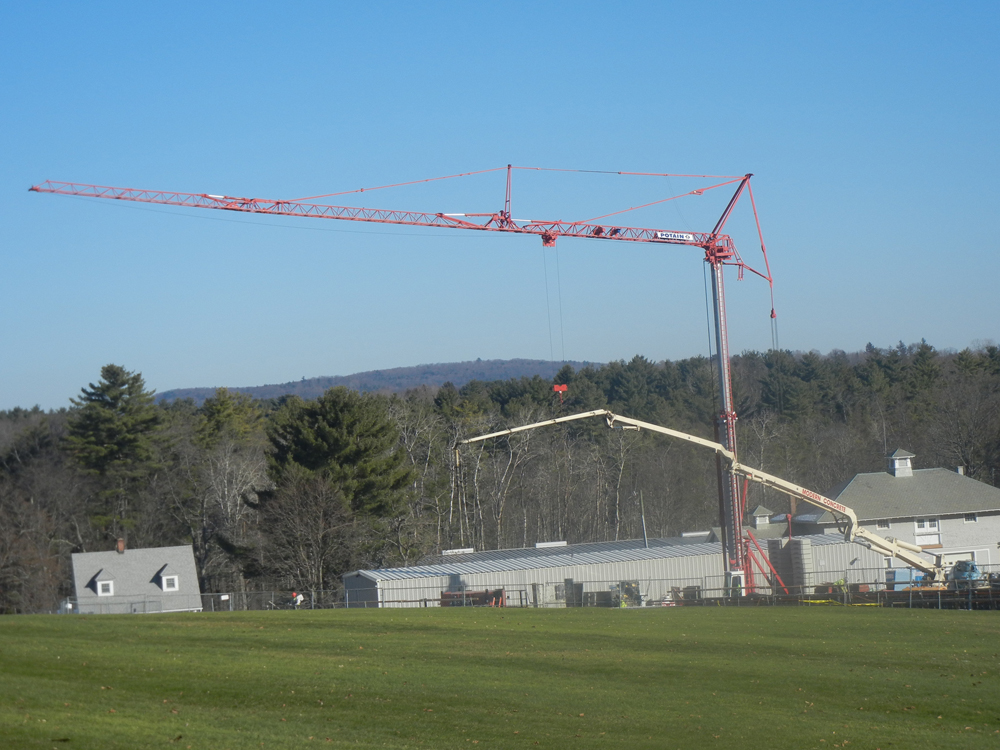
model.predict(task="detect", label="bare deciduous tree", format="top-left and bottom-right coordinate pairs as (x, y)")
top-left (262, 474), bottom-right (352, 603)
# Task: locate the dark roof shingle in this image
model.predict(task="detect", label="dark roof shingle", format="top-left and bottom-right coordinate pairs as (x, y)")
top-left (829, 468), bottom-right (1000, 520)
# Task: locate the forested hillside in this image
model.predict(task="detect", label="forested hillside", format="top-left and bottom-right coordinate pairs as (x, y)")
top-left (3, 341), bottom-right (998, 613)
top-left (157, 359), bottom-right (599, 405)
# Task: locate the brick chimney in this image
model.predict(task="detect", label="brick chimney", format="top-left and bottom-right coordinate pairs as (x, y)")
top-left (116, 538), bottom-right (126, 554)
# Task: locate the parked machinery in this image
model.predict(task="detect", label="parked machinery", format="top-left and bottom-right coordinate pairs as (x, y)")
top-left (947, 560), bottom-right (987, 591)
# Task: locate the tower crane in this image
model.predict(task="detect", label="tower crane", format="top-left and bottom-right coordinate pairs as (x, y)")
top-left (30, 166), bottom-right (775, 589)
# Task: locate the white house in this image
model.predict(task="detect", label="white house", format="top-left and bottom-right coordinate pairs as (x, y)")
top-left (807, 449), bottom-right (1000, 570)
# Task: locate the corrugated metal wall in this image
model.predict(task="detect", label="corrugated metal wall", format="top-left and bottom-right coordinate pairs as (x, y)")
top-left (764, 537), bottom-right (885, 593)
top-left (809, 538), bottom-right (885, 587)
top-left (344, 535), bottom-right (890, 607)
top-left (345, 552), bottom-right (727, 608)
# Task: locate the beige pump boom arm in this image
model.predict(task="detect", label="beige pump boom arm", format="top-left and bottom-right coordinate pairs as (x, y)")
top-left (457, 409), bottom-right (944, 582)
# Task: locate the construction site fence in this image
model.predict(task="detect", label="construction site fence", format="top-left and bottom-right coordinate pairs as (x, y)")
top-left (55, 564), bottom-right (1000, 614)
top-left (188, 563), bottom-right (1000, 612)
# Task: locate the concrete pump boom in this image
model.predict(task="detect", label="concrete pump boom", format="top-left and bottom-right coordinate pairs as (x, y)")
top-left (456, 409), bottom-right (944, 582)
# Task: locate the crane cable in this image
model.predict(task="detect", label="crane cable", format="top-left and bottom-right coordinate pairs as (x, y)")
top-left (286, 166), bottom-right (509, 202)
top-left (703, 262), bottom-right (718, 409)
top-left (578, 177), bottom-right (744, 225)
top-left (746, 181), bottom-right (779, 352)
top-left (541, 246), bottom-right (555, 362)
top-left (540, 244), bottom-right (567, 363)
top-left (555, 246), bottom-right (566, 362)
top-left (512, 167), bottom-right (744, 179)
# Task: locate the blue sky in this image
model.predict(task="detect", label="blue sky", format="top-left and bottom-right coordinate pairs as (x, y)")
top-left (2, 2), bottom-right (998, 410)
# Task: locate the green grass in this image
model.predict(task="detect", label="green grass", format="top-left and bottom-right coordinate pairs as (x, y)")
top-left (1, 607), bottom-right (998, 749)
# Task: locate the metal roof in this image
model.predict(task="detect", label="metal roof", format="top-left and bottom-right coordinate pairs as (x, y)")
top-left (742, 524), bottom-right (793, 540)
top-left (353, 540), bottom-right (725, 582)
top-left (826, 468), bottom-right (1000, 520)
top-left (793, 511), bottom-right (830, 524)
top-left (349, 533), bottom-right (847, 583)
top-left (420, 536), bottom-right (714, 567)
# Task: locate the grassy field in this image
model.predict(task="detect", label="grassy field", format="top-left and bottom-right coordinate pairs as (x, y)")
top-left (1, 607), bottom-right (998, 749)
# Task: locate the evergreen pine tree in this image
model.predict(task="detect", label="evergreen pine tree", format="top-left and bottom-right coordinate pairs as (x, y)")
top-left (66, 364), bottom-right (161, 540)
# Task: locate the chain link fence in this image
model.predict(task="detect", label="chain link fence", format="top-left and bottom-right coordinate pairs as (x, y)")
top-left (199, 590), bottom-right (348, 611)
top-left (59, 563), bottom-right (1000, 614)
top-left (205, 563), bottom-right (1000, 611)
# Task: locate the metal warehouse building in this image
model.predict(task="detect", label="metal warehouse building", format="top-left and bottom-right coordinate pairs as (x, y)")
top-left (343, 534), bottom-right (885, 608)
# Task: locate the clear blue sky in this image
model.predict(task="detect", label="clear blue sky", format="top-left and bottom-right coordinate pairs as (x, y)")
top-left (2, 2), bottom-right (998, 410)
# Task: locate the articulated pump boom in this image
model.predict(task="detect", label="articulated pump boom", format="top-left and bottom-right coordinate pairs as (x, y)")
top-left (456, 410), bottom-right (945, 584)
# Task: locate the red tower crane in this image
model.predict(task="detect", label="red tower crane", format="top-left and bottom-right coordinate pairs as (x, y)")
top-left (30, 166), bottom-right (775, 589)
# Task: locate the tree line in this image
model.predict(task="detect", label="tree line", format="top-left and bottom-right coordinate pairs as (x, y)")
top-left (3, 340), bottom-right (999, 613)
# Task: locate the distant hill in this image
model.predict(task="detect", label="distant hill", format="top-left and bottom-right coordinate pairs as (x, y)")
top-left (156, 359), bottom-right (599, 405)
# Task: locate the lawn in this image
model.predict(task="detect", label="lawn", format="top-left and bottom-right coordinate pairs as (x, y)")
top-left (1, 607), bottom-right (997, 749)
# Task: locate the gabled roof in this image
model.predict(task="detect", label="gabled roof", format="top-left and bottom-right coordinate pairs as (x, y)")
top-left (156, 563), bottom-right (177, 577)
top-left (793, 510), bottom-right (833, 524)
top-left (71, 545), bottom-right (202, 612)
top-left (706, 524), bottom-right (792, 542)
top-left (827, 468), bottom-right (1000, 521)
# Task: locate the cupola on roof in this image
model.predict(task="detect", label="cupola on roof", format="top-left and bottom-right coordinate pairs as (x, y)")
top-left (887, 448), bottom-right (915, 477)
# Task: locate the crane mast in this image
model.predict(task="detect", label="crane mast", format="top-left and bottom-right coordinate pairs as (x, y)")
top-left (30, 169), bottom-right (772, 584)
top-left (706, 175), bottom-right (753, 589)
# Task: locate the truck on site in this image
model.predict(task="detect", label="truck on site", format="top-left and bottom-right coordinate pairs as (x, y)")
top-left (456, 409), bottom-right (950, 587)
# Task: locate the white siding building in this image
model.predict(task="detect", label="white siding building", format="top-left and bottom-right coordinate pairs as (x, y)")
top-left (343, 535), bottom-right (881, 607)
top-left (810, 450), bottom-right (1000, 570)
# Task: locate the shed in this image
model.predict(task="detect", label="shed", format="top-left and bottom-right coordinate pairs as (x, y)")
top-left (71, 543), bottom-right (202, 614)
top-left (343, 534), bottom-right (877, 607)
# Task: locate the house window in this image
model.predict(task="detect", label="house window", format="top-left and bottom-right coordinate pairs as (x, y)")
top-left (914, 517), bottom-right (942, 547)
top-left (876, 519), bottom-right (890, 529)
top-left (964, 514), bottom-right (978, 523)
top-left (98, 581), bottom-right (114, 597)
top-left (163, 576), bottom-right (178, 591)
